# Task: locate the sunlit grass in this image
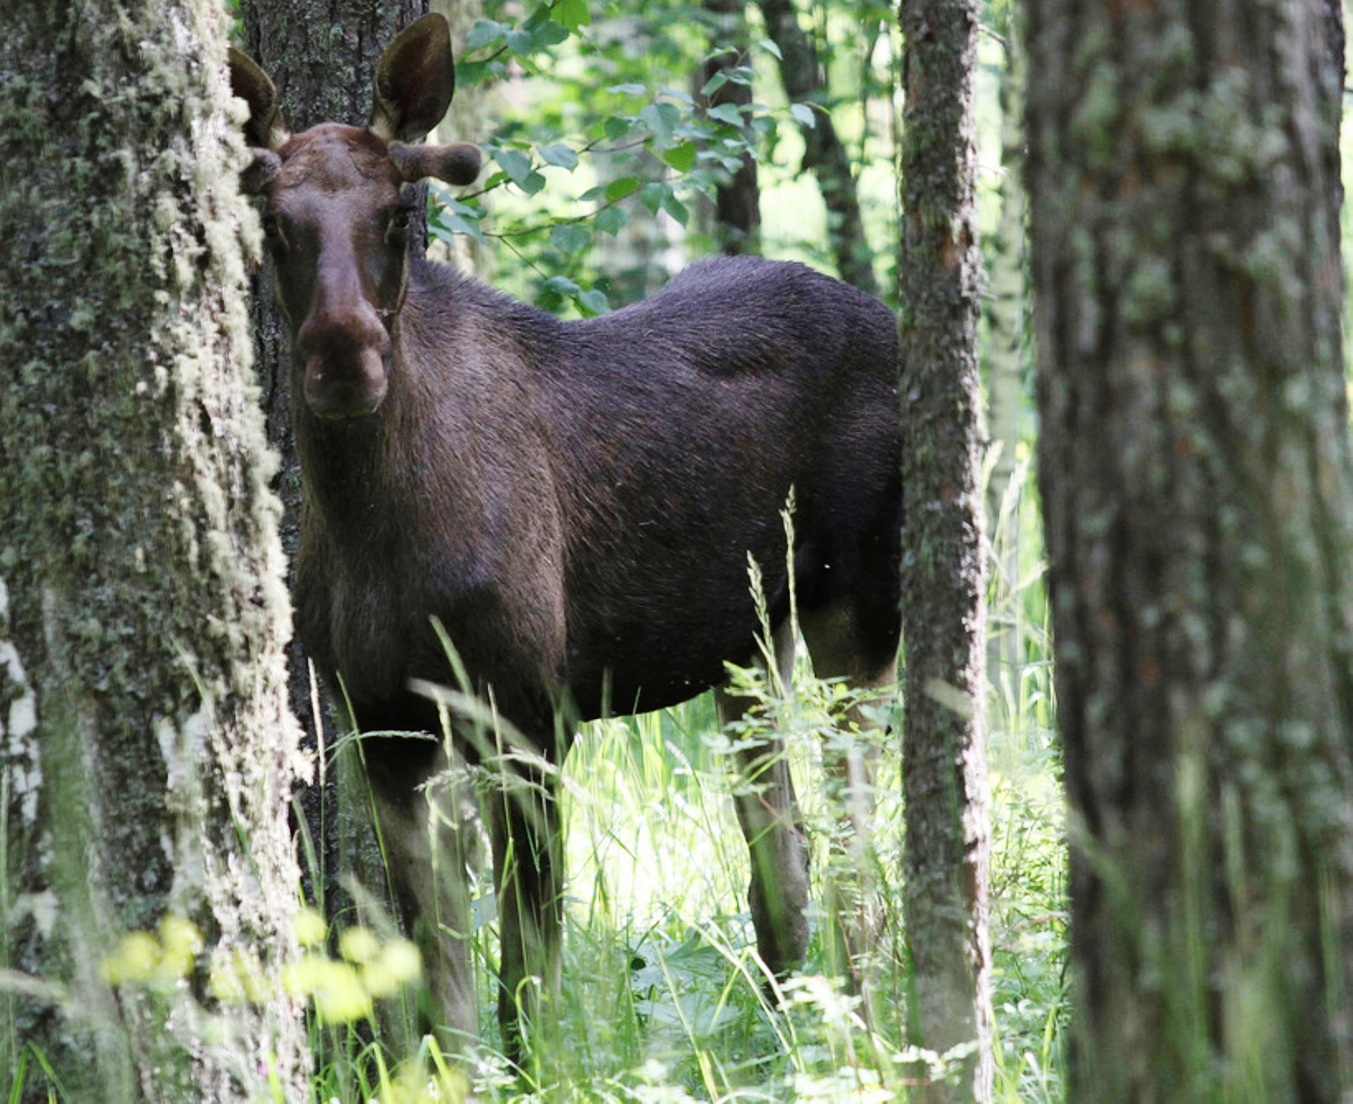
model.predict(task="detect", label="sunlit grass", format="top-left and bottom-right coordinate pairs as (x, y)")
top-left (9, 456), bottom-right (1066, 1104)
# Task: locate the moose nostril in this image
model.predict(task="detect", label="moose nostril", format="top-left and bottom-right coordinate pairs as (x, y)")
top-left (298, 306), bottom-right (390, 362)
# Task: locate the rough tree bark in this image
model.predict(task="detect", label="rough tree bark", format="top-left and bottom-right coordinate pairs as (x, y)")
top-left (1026, 0), bottom-right (1353, 1097)
top-left (756, 0), bottom-right (878, 293)
top-left (237, 0), bottom-right (428, 930)
top-left (897, 0), bottom-right (993, 1098)
top-left (0, 2), bottom-right (308, 1100)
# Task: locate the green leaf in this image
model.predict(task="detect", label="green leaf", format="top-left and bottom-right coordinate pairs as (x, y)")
top-left (790, 102), bottom-right (817, 129)
top-left (604, 116), bottom-right (634, 142)
top-left (639, 181), bottom-right (667, 214)
top-left (520, 5), bottom-right (569, 43)
top-left (554, 0), bottom-right (590, 32)
top-left (639, 102), bottom-right (681, 144)
top-left (661, 190), bottom-right (689, 227)
top-left (465, 19), bottom-right (506, 50)
top-left (700, 72), bottom-right (729, 99)
top-left (535, 19), bottom-right (570, 46)
top-left (660, 141), bottom-right (698, 173)
top-left (430, 201), bottom-right (488, 245)
top-left (756, 38), bottom-right (784, 60)
top-left (543, 274), bottom-right (582, 299)
top-left (454, 59), bottom-right (500, 87)
top-left (707, 103), bottom-right (745, 127)
top-left (494, 148), bottom-right (534, 185)
top-left (607, 82), bottom-right (646, 97)
top-left (492, 148), bottom-right (545, 196)
top-left (550, 223), bottom-right (591, 253)
top-left (604, 176), bottom-right (641, 202)
top-left (539, 144), bottom-right (580, 170)
top-left (594, 206), bottom-right (628, 235)
top-left (577, 289), bottom-right (611, 316)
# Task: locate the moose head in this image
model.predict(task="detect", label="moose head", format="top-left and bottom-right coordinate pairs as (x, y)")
top-left (229, 15), bottom-right (481, 419)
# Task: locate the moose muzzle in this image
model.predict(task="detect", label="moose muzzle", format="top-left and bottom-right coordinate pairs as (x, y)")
top-left (296, 270), bottom-right (393, 419)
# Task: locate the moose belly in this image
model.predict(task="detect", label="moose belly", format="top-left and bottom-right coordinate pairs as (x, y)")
top-left (563, 591), bottom-right (771, 720)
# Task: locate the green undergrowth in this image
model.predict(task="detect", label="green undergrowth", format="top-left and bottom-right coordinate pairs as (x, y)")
top-left (308, 525), bottom-right (1066, 1102)
top-left (10, 469), bottom-right (1066, 1104)
top-left (299, 652), bottom-right (1065, 1103)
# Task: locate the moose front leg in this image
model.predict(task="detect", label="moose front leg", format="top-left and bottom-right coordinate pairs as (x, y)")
top-left (361, 735), bottom-right (479, 1054)
top-left (487, 755), bottom-right (563, 1065)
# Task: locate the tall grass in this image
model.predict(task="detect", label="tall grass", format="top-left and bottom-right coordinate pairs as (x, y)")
top-left (298, 453), bottom-right (1066, 1103)
top-left (7, 453), bottom-right (1065, 1104)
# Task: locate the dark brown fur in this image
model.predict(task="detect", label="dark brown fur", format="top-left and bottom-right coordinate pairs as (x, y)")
top-left (231, 15), bottom-right (901, 1061)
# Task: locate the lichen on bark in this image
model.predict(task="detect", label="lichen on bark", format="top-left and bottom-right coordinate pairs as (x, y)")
top-left (1027, 0), bottom-right (1353, 1097)
top-left (0, 1), bottom-right (309, 1098)
top-left (897, 0), bottom-right (993, 1098)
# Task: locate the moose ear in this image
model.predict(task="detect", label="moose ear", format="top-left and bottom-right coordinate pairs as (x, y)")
top-left (388, 140), bottom-right (482, 186)
top-left (228, 47), bottom-right (290, 151)
top-left (369, 14), bottom-right (456, 143)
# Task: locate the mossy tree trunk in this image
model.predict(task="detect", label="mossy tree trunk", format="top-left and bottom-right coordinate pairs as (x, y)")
top-left (897, 0), bottom-right (993, 1097)
top-left (1026, 0), bottom-right (1353, 1097)
top-left (0, 2), bottom-right (308, 1100)
top-left (757, 0), bottom-right (878, 294)
top-left (236, 0), bottom-right (427, 931)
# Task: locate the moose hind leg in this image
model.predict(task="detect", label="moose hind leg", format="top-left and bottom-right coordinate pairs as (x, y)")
top-left (362, 735), bottom-right (478, 1054)
top-left (717, 622), bottom-right (810, 979)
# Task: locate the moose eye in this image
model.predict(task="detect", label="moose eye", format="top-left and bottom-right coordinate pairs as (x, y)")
top-left (260, 213), bottom-right (285, 248)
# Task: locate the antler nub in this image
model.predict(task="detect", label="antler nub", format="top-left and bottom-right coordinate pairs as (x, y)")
top-left (241, 149), bottom-right (282, 195)
top-left (389, 141), bottom-right (483, 186)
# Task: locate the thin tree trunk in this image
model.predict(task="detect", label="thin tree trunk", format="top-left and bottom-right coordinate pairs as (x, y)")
top-left (431, 0), bottom-right (490, 275)
top-left (897, 0), bottom-right (993, 1097)
top-left (1027, 0), bottom-right (1353, 1096)
top-left (757, 0), bottom-right (877, 294)
top-left (982, 16), bottom-right (1028, 708)
top-left (0, 3), bottom-right (308, 1099)
top-left (698, 0), bottom-right (761, 255)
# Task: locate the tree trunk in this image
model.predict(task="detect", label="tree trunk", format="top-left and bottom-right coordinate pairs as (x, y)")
top-left (1026, 0), bottom-right (1353, 1096)
top-left (0, 3), bottom-right (308, 1100)
top-left (237, 0), bottom-right (427, 935)
top-left (697, 0), bottom-right (761, 255)
top-left (897, 0), bottom-right (993, 1098)
top-left (982, 15), bottom-right (1028, 709)
top-left (757, 0), bottom-right (877, 294)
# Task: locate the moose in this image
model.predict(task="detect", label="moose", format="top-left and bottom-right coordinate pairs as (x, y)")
top-left (229, 14), bottom-right (902, 1060)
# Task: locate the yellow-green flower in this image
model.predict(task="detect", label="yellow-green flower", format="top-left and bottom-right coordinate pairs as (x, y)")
top-left (209, 946), bottom-right (271, 1005)
top-left (338, 925), bottom-right (381, 965)
top-left (155, 915), bottom-right (203, 981)
top-left (283, 953), bottom-right (373, 1024)
top-left (294, 906), bottom-right (328, 948)
top-left (361, 938), bottom-right (421, 997)
top-left (102, 931), bottom-right (161, 986)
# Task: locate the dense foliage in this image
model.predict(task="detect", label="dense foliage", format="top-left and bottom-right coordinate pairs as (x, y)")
top-left (431, 0), bottom-right (908, 313)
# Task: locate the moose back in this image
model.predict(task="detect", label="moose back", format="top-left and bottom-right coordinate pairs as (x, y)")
top-left (230, 14), bottom-right (902, 1060)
